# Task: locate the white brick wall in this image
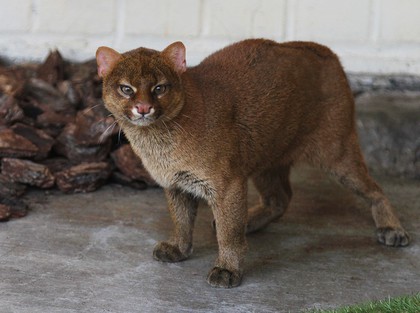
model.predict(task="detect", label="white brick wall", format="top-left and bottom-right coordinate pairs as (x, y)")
top-left (0, 0), bottom-right (420, 74)
top-left (202, 0), bottom-right (286, 39)
top-left (380, 0), bottom-right (420, 43)
top-left (34, 0), bottom-right (116, 34)
top-left (293, 0), bottom-right (371, 43)
top-left (0, 0), bottom-right (32, 32)
top-left (124, 0), bottom-right (201, 37)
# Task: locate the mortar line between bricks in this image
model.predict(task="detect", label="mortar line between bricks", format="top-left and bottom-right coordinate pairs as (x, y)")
top-left (114, 0), bottom-right (126, 50)
top-left (30, 0), bottom-right (41, 33)
top-left (369, 0), bottom-right (381, 43)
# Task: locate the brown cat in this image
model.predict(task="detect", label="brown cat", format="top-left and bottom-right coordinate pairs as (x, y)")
top-left (96, 39), bottom-right (409, 288)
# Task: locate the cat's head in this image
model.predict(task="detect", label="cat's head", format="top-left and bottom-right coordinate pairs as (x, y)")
top-left (96, 42), bottom-right (187, 128)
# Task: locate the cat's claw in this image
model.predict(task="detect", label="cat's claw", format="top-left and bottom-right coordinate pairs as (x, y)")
top-left (206, 267), bottom-right (242, 288)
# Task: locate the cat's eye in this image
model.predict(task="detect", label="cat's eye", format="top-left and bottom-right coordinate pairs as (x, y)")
top-left (153, 84), bottom-right (167, 96)
top-left (119, 85), bottom-right (135, 96)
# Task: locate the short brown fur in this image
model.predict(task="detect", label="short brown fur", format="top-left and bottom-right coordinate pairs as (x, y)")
top-left (96, 39), bottom-right (409, 288)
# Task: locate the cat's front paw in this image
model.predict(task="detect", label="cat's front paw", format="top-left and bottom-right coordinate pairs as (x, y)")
top-left (376, 227), bottom-right (409, 247)
top-left (206, 267), bottom-right (242, 288)
top-left (153, 241), bottom-right (190, 262)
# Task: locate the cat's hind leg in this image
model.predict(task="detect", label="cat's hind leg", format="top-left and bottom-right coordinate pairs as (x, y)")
top-left (246, 166), bottom-right (292, 233)
top-left (320, 134), bottom-right (409, 247)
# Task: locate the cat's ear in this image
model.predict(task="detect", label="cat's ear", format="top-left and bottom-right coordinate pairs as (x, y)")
top-left (162, 42), bottom-right (187, 74)
top-left (96, 46), bottom-right (122, 78)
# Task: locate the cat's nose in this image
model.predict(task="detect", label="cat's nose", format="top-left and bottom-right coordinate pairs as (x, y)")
top-left (135, 103), bottom-right (152, 116)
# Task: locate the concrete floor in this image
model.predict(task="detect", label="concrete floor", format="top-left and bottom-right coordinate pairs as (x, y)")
top-left (0, 167), bottom-right (419, 313)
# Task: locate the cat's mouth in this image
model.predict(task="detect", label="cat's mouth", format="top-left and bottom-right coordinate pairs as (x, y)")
top-left (125, 105), bottom-right (158, 127)
top-left (127, 115), bottom-right (157, 127)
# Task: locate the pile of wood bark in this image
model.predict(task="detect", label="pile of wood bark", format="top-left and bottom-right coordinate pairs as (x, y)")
top-left (0, 51), bottom-right (156, 221)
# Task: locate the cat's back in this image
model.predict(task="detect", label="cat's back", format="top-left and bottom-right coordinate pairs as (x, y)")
top-left (194, 39), bottom-right (339, 75)
top-left (188, 38), bottom-right (346, 105)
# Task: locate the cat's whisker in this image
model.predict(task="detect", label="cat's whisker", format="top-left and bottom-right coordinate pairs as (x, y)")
top-left (93, 114), bottom-right (117, 128)
top-left (178, 115), bottom-right (194, 133)
top-left (172, 120), bottom-right (191, 137)
top-left (117, 126), bottom-right (123, 144)
top-left (182, 114), bottom-right (193, 120)
top-left (83, 104), bottom-right (103, 114)
top-left (161, 120), bottom-right (172, 138)
top-left (172, 123), bottom-right (184, 135)
top-left (98, 120), bottom-right (117, 144)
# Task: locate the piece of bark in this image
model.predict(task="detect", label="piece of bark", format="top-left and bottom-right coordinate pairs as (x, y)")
top-left (36, 112), bottom-right (74, 138)
top-left (67, 59), bottom-right (101, 101)
top-left (0, 128), bottom-right (39, 158)
top-left (0, 65), bottom-right (33, 95)
top-left (111, 171), bottom-right (148, 190)
top-left (53, 98), bottom-right (115, 162)
top-left (0, 67), bottom-right (19, 95)
top-left (37, 50), bottom-right (66, 86)
top-left (1, 158), bottom-right (55, 188)
top-left (67, 59), bottom-right (98, 83)
top-left (0, 204), bottom-right (11, 221)
top-left (32, 78), bottom-right (75, 128)
top-left (111, 144), bottom-right (157, 186)
top-left (11, 123), bottom-right (55, 160)
top-left (0, 174), bottom-right (26, 198)
top-left (0, 94), bottom-right (24, 125)
top-left (73, 104), bottom-right (117, 145)
top-left (21, 78), bottom-right (74, 113)
top-left (17, 78), bottom-right (75, 134)
top-left (0, 198), bottom-right (28, 219)
top-left (40, 157), bottom-right (72, 174)
top-left (54, 123), bottom-right (111, 163)
top-left (55, 162), bottom-right (112, 193)
top-left (57, 80), bottom-right (81, 106)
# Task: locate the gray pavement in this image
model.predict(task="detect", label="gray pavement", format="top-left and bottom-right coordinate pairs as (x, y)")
top-left (1, 167), bottom-right (419, 313)
top-left (1, 91), bottom-right (419, 312)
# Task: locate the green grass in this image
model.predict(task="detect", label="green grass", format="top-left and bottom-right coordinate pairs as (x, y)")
top-left (309, 293), bottom-right (420, 313)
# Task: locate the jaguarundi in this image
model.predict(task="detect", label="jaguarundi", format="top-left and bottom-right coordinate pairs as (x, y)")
top-left (96, 39), bottom-right (409, 288)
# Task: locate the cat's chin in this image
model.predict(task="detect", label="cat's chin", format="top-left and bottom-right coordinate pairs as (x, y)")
top-left (126, 116), bottom-right (157, 127)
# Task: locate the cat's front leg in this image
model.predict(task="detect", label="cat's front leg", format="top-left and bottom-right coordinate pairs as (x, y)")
top-left (207, 178), bottom-right (248, 288)
top-left (153, 188), bottom-right (199, 262)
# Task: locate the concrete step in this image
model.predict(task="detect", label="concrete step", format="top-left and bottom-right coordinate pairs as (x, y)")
top-left (356, 91), bottom-right (420, 179)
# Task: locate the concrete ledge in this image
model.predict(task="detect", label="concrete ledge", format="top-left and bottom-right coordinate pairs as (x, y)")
top-left (348, 74), bottom-right (420, 95)
top-left (356, 91), bottom-right (420, 179)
